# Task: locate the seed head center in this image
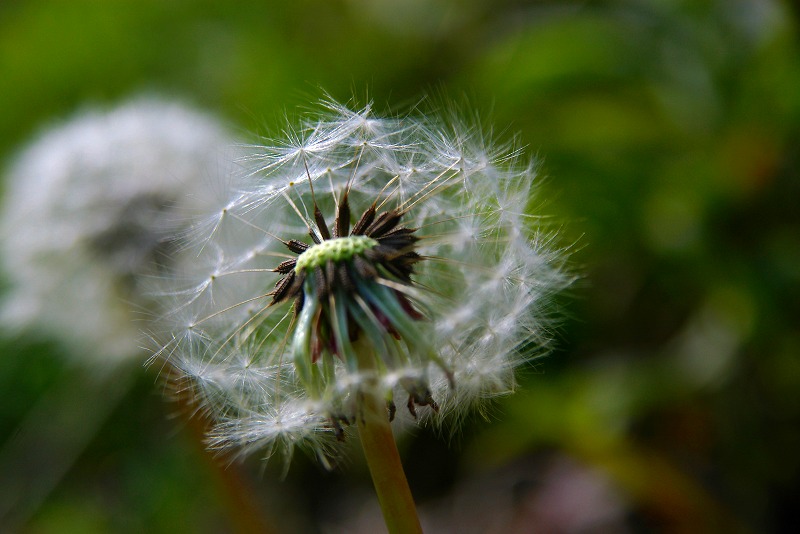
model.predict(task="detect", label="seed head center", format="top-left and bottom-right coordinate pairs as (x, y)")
top-left (295, 235), bottom-right (378, 273)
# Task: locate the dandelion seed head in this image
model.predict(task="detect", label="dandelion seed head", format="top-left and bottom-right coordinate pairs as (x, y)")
top-left (151, 97), bottom-right (572, 464)
top-left (0, 97), bottom-right (234, 366)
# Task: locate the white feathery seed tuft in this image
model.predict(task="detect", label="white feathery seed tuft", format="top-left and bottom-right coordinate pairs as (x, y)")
top-left (0, 97), bottom-right (234, 366)
top-left (150, 97), bottom-right (572, 464)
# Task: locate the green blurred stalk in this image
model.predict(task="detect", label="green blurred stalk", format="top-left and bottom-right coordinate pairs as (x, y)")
top-left (355, 343), bottom-right (422, 534)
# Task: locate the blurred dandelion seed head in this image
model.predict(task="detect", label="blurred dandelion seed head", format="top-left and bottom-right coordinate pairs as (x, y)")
top-left (150, 97), bottom-right (572, 465)
top-left (0, 97), bottom-right (233, 366)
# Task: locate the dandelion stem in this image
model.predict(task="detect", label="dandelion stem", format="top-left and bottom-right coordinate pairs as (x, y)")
top-left (354, 343), bottom-right (422, 534)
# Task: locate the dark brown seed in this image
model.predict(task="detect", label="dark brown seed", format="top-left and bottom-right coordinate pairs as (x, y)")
top-left (336, 263), bottom-right (353, 292)
top-left (314, 205), bottom-right (331, 240)
top-left (273, 259), bottom-right (296, 274)
top-left (325, 259), bottom-right (336, 290)
top-left (379, 227), bottom-right (417, 240)
top-left (351, 204), bottom-right (376, 235)
top-left (353, 256), bottom-right (377, 279)
top-left (271, 271), bottom-right (296, 303)
top-left (314, 267), bottom-right (328, 299)
top-left (286, 239), bottom-right (309, 254)
top-left (366, 209), bottom-right (403, 238)
top-left (334, 192), bottom-right (351, 238)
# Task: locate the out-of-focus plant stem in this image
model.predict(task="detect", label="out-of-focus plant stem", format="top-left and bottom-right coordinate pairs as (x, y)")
top-left (355, 342), bottom-right (422, 534)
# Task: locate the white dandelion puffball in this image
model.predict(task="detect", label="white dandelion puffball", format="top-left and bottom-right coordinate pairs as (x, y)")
top-left (0, 97), bottom-right (233, 366)
top-left (152, 98), bottom-right (571, 463)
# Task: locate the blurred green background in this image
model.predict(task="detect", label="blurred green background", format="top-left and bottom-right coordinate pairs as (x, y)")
top-left (1, 0), bottom-right (799, 532)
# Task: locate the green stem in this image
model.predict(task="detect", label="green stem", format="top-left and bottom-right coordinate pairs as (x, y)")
top-left (355, 346), bottom-right (423, 534)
